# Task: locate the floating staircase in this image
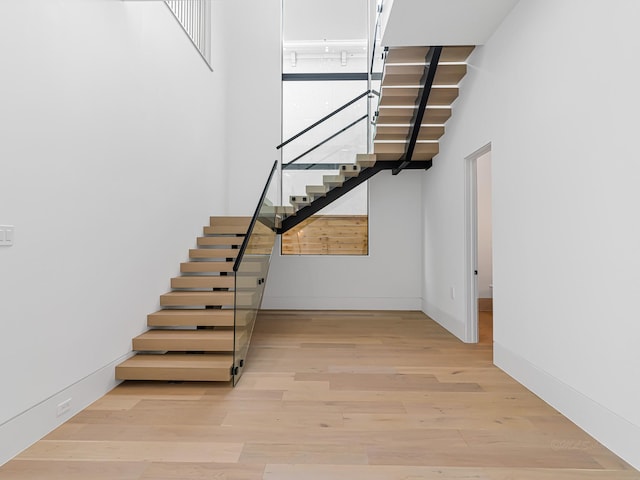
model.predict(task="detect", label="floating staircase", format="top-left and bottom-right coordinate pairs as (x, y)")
top-left (116, 216), bottom-right (253, 383)
top-left (115, 45), bottom-right (475, 384)
top-left (279, 45), bottom-right (475, 232)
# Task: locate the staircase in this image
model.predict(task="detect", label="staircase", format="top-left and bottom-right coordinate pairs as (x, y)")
top-left (280, 45), bottom-right (475, 232)
top-left (115, 45), bottom-right (475, 384)
top-left (115, 216), bottom-right (260, 383)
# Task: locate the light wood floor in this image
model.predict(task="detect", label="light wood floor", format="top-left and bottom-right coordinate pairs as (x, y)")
top-left (2, 310), bottom-right (638, 479)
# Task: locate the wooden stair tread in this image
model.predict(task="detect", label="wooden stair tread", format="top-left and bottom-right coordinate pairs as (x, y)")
top-left (170, 276), bottom-right (235, 289)
top-left (181, 262), bottom-right (234, 273)
top-left (209, 216), bottom-right (251, 227)
top-left (115, 353), bottom-right (233, 382)
top-left (197, 236), bottom-right (245, 246)
top-left (160, 291), bottom-right (235, 306)
top-left (377, 107), bottom-right (451, 124)
top-left (189, 249), bottom-right (239, 259)
top-left (385, 46), bottom-right (429, 64)
top-left (133, 329), bottom-right (235, 351)
top-left (374, 142), bottom-right (439, 161)
top-left (374, 126), bottom-right (445, 142)
top-left (382, 64), bottom-right (467, 87)
top-left (380, 87), bottom-right (458, 107)
top-left (204, 225), bottom-right (248, 235)
top-left (385, 45), bottom-right (474, 64)
top-left (148, 309), bottom-right (234, 327)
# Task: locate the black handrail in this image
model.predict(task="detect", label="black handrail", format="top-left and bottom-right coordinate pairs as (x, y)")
top-left (282, 114), bottom-right (368, 168)
top-left (277, 90), bottom-right (371, 150)
top-left (233, 160), bottom-right (278, 272)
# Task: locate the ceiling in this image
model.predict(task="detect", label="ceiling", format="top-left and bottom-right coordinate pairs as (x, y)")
top-left (381, 0), bottom-right (520, 47)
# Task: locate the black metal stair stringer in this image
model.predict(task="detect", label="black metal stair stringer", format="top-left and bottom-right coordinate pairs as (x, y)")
top-left (392, 46), bottom-right (443, 175)
top-left (278, 160), bottom-right (432, 234)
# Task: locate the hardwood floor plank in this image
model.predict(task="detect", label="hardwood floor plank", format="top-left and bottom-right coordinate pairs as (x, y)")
top-left (140, 462), bottom-right (265, 480)
top-left (16, 440), bottom-right (243, 463)
top-left (0, 460), bottom-right (148, 480)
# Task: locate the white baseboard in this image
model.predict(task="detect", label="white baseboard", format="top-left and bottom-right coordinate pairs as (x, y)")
top-left (421, 300), bottom-right (467, 342)
top-left (494, 342), bottom-right (640, 471)
top-left (262, 296), bottom-right (422, 311)
top-left (0, 354), bottom-right (129, 466)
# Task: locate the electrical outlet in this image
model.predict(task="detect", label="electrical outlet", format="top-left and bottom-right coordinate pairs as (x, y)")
top-left (56, 398), bottom-right (72, 417)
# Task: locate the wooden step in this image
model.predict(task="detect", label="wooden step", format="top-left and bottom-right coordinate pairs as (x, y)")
top-left (289, 195), bottom-right (310, 211)
top-left (188, 248), bottom-right (239, 259)
top-left (197, 236), bottom-right (245, 247)
top-left (441, 45), bottom-right (475, 63)
top-left (132, 329), bottom-right (235, 352)
top-left (275, 205), bottom-right (295, 216)
top-left (374, 142), bottom-right (440, 161)
top-left (377, 107), bottom-right (451, 125)
top-left (180, 261), bottom-right (234, 273)
top-left (323, 174), bottom-right (345, 188)
top-left (204, 225), bottom-right (248, 235)
top-left (356, 153), bottom-right (377, 168)
top-left (209, 216), bottom-right (251, 227)
top-left (385, 46), bottom-right (429, 64)
top-left (380, 87), bottom-right (459, 107)
top-left (339, 164), bottom-right (361, 177)
top-left (306, 185), bottom-right (329, 198)
top-left (170, 276), bottom-right (235, 289)
top-left (115, 353), bottom-right (233, 382)
top-left (382, 64), bottom-right (467, 87)
top-left (147, 309), bottom-right (235, 327)
top-left (374, 125), bottom-right (445, 142)
top-left (160, 291), bottom-right (235, 307)
top-left (385, 45), bottom-right (474, 64)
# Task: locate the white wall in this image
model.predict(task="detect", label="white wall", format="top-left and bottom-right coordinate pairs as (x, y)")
top-left (263, 171), bottom-right (423, 310)
top-left (421, 0), bottom-right (640, 469)
top-left (477, 152), bottom-right (493, 298)
top-left (223, 0), bottom-right (282, 215)
top-left (0, 0), bottom-right (228, 464)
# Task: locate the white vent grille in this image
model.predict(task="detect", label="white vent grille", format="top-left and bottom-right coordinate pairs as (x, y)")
top-left (165, 0), bottom-right (212, 70)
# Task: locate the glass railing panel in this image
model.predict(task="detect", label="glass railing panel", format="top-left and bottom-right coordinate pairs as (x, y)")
top-left (281, 80), bottom-right (368, 163)
top-left (281, 119), bottom-right (367, 202)
top-left (232, 164), bottom-right (278, 385)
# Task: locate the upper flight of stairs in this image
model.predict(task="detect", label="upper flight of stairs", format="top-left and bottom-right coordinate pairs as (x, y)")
top-left (115, 216), bottom-right (251, 383)
top-left (116, 45), bottom-right (475, 382)
top-left (282, 45), bottom-right (475, 229)
top-left (374, 45), bottom-right (475, 161)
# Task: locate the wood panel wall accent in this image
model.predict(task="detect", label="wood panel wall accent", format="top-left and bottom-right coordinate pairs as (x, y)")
top-left (282, 215), bottom-right (368, 255)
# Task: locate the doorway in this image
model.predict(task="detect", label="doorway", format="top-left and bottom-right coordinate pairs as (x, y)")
top-left (465, 143), bottom-right (493, 344)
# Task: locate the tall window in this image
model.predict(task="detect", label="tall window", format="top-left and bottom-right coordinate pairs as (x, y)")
top-left (281, 0), bottom-right (370, 255)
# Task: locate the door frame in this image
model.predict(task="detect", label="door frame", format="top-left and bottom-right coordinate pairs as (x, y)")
top-left (464, 142), bottom-right (491, 343)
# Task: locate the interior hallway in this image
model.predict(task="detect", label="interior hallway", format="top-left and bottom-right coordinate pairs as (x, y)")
top-left (1, 310), bottom-right (637, 479)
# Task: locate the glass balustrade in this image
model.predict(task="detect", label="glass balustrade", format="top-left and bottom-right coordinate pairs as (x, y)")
top-left (231, 162), bottom-right (278, 385)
